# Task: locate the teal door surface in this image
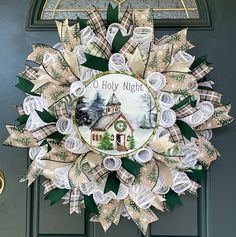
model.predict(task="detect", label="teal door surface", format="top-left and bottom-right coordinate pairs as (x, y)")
top-left (0, 0), bottom-right (235, 237)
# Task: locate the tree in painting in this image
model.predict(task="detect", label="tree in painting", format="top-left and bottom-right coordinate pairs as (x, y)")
top-left (128, 136), bottom-right (135, 150)
top-left (98, 131), bottom-right (113, 150)
top-left (88, 92), bottom-right (105, 122)
top-left (76, 96), bottom-right (91, 126)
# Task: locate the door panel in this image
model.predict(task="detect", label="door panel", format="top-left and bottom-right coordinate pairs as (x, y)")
top-left (0, 0), bottom-right (236, 237)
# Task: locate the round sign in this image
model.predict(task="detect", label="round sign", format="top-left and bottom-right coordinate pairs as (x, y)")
top-left (73, 73), bottom-right (159, 157)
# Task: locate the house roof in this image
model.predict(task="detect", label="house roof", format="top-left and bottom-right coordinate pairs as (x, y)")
top-left (106, 93), bottom-right (121, 106)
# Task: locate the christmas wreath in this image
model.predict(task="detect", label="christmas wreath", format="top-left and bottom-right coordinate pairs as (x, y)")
top-left (4, 2), bottom-right (234, 234)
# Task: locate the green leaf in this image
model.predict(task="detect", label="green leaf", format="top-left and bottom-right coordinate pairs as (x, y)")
top-left (104, 172), bottom-right (120, 195)
top-left (166, 190), bottom-right (182, 210)
top-left (112, 30), bottom-right (131, 53)
top-left (83, 194), bottom-right (99, 218)
top-left (47, 132), bottom-right (65, 143)
top-left (198, 86), bottom-right (214, 91)
top-left (190, 54), bottom-right (208, 70)
top-left (172, 97), bottom-right (191, 110)
top-left (186, 168), bottom-right (207, 181)
top-left (176, 120), bottom-right (198, 141)
top-left (35, 109), bottom-right (57, 123)
top-left (107, 3), bottom-right (119, 26)
top-left (122, 158), bottom-right (142, 177)
top-left (40, 139), bottom-right (52, 152)
top-left (45, 188), bottom-right (69, 205)
top-left (76, 16), bottom-right (87, 30)
top-left (15, 76), bottom-right (39, 96)
top-left (16, 114), bottom-right (29, 125)
top-left (82, 53), bottom-right (109, 71)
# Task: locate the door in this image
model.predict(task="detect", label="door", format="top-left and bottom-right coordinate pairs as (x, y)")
top-left (0, 0), bottom-right (235, 237)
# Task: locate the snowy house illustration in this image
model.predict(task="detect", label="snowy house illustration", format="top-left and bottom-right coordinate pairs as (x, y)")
top-left (90, 93), bottom-right (134, 151)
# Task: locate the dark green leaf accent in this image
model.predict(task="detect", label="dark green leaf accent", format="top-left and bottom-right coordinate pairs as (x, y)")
top-left (47, 132), bottom-right (65, 143)
top-left (15, 76), bottom-right (39, 96)
top-left (36, 109), bottom-right (57, 123)
top-left (190, 99), bottom-right (197, 107)
top-left (45, 188), bottom-right (69, 205)
top-left (76, 16), bottom-right (87, 30)
top-left (82, 53), bottom-right (109, 71)
top-left (166, 190), bottom-right (182, 210)
top-left (190, 54), bottom-right (209, 70)
top-left (107, 3), bottom-right (119, 26)
top-left (83, 194), bottom-right (99, 217)
top-left (104, 172), bottom-right (120, 195)
top-left (40, 139), bottom-right (52, 152)
top-left (16, 114), bottom-right (29, 125)
top-left (198, 86), bottom-right (214, 91)
top-left (186, 168), bottom-right (207, 181)
top-left (122, 158), bottom-right (142, 177)
top-left (112, 30), bottom-right (131, 53)
top-left (172, 96), bottom-right (191, 110)
top-left (176, 120), bottom-right (198, 141)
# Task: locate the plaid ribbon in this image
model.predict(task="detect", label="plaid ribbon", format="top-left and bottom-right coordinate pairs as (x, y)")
top-left (89, 165), bottom-right (109, 183)
top-left (16, 105), bottom-right (25, 116)
top-left (32, 124), bottom-right (57, 142)
top-left (191, 63), bottom-right (213, 80)
top-left (197, 89), bottom-right (222, 104)
top-left (188, 181), bottom-right (200, 194)
top-left (69, 188), bottom-right (81, 214)
top-left (167, 124), bottom-right (184, 143)
top-left (21, 65), bottom-right (38, 81)
top-left (86, 6), bottom-right (106, 37)
top-left (42, 180), bottom-right (57, 194)
top-left (93, 34), bottom-right (112, 59)
top-left (120, 7), bottom-right (133, 32)
top-left (116, 167), bottom-right (135, 185)
top-left (175, 104), bottom-right (198, 119)
top-left (53, 102), bottom-right (70, 118)
top-left (120, 37), bottom-right (138, 55)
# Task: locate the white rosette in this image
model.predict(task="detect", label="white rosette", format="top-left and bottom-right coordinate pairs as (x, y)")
top-left (172, 51), bottom-right (195, 69)
top-left (108, 53), bottom-right (126, 72)
top-left (80, 26), bottom-right (97, 46)
top-left (23, 95), bottom-right (48, 115)
top-left (133, 147), bottom-right (153, 163)
top-left (129, 185), bottom-right (156, 209)
top-left (159, 109), bottom-right (176, 128)
top-left (56, 117), bottom-right (74, 135)
top-left (93, 190), bottom-right (111, 204)
top-left (180, 143), bottom-right (200, 168)
top-left (153, 127), bottom-right (169, 141)
top-left (133, 27), bottom-right (153, 52)
top-left (146, 72), bottom-right (166, 91)
top-left (64, 134), bottom-right (88, 154)
top-left (104, 183), bottom-right (129, 200)
top-left (29, 146), bottom-right (48, 160)
top-left (103, 156), bottom-right (122, 171)
top-left (80, 181), bottom-right (98, 196)
top-left (153, 175), bottom-right (170, 195)
top-left (182, 101), bottom-right (214, 127)
top-left (106, 23), bottom-right (128, 45)
top-left (157, 91), bottom-right (176, 109)
top-left (25, 110), bottom-right (47, 131)
top-left (198, 130), bottom-right (213, 140)
top-left (70, 81), bottom-right (86, 98)
top-left (54, 165), bottom-right (72, 189)
top-left (171, 170), bottom-right (192, 194)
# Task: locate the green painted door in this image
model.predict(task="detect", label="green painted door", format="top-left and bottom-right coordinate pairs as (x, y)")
top-left (0, 0), bottom-right (235, 237)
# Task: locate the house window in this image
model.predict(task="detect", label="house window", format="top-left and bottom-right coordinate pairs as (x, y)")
top-left (110, 134), bottom-right (114, 141)
top-left (96, 134), bottom-right (99, 141)
top-left (27, 0), bottom-right (211, 30)
top-left (127, 135), bottom-right (131, 141)
top-left (107, 108), bottom-right (110, 113)
top-left (92, 134), bottom-right (96, 141)
top-left (99, 135), bottom-right (102, 140)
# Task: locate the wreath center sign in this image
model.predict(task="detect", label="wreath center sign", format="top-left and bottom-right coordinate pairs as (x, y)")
top-left (74, 73), bottom-right (159, 157)
top-left (3, 2), bottom-right (233, 234)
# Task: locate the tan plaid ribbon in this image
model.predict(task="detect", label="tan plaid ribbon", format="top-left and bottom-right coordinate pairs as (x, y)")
top-left (120, 37), bottom-right (138, 55)
top-left (175, 104), bottom-right (198, 119)
top-left (93, 34), bottom-right (112, 59)
top-left (20, 65), bottom-right (38, 81)
top-left (86, 6), bottom-right (106, 37)
top-left (89, 165), bottom-right (109, 183)
top-left (53, 102), bottom-right (70, 118)
top-left (116, 167), bottom-right (135, 185)
top-left (42, 180), bottom-right (57, 194)
top-left (120, 7), bottom-right (133, 32)
top-left (191, 63), bottom-right (213, 80)
top-left (16, 105), bottom-right (25, 116)
top-left (69, 188), bottom-right (81, 214)
top-left (167, 124), bottom-right (184, 143)
top-left (197, 89), bottom-right (222, 104)
top-left (32, 124), bottom-right (57, 142)
top-left (188, 181), bottom-right (200, 194)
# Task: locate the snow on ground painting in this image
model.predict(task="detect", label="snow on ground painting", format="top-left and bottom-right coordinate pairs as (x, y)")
top-left (74, 73), bottom-right (159, 157)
